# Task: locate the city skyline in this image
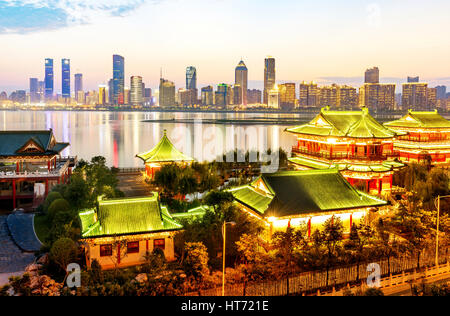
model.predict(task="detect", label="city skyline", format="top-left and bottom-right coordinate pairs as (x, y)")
top-left (0, 0), bottom-right (449, 92)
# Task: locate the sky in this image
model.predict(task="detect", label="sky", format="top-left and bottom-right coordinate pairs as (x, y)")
top-left (0, 0), bottom-right (449, 93)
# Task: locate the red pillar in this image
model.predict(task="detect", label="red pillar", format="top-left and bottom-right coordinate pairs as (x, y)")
top-left (308, 218), bottom-right (312, 238)
top-left (16, 162), bottom-right (19, 173)
top-left (378, 179), bottom-right (382, 195)
top-left (12, 179), bottom-right (16, 209)
top-left (45, 179), bottom-right (49, 196)
top-left (48, 160), bottom-right (51, 171)
top-left (146, 240), bottom-right (149, 252)
top-left (349, 214), bottom-right (353, 232)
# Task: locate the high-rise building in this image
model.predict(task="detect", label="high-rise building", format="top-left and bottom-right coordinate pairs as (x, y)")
top-left (113, 55), bottom-right (125, 105)
top-left (264, 57), bottom-right (276, 104)
top-left (427, 88), bottom-right (437, 109)
top-left (74, 74), bottom-right (83, 102)
top-left (61, 59), bottom-right (70, 99)
top-left (232, 85), bottom-right (242, 106)
top-left (279, 83), bottom-right (296, 110)
top-left (268, 85), bottom-right (280, 109)
top-left (299, 82), bottom-right (319, 108)
top-left (402, 83), bottom-right (428, 110)
top-left (215, 84), bottom-right (231, 108)
top-left (337, 85), bottom-right (358, 108)
top-left (44, 58), bottom-right (54, 100)
top-left (108, 79), bottom-right (114, 105)
top-left (319, 85), bottom-right (339, 108)
top-left (178, 88), bottom-right (196, 107)
top-left (186, 66), bottom-right (197, 91)
top-left (235, 60), bottom-right (248, 106)
top-left (247, 89), bottom-right (262, 104)
top-left (201, 86), bottom-right (214, 106)
top-left (130, 76), bottom-right (143, 106)
top-left (407, 76), bottom-right (420, 83)
top-left (436, 86), bottom-right (447, 100)
top-left (144, 88), bottom-right (152, 105)
top-left (124, 87), bottom-right (130, 105)
top-left (365, 67), bottom-right (380, 84)
top-left (98, 86), bottom-right (107, 105)
top-left (159, 78), bottom-right (176, 107)
top-left (29, 78), bottom-right (39, 103)
top-left (359, 83), bottom-right (396, 111)
top-left (38, 81), bottom-right (45, 102)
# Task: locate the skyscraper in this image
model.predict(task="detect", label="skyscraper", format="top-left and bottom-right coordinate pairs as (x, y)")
top-left (247, 89), bottom-right (262, 104)
top-left (299, 82), bottom-right (319, 108)
top-left (113, 55), bottom-right (125, 105)
top-left (29, 78), bottom-right (38, 103)
top-left (402, 82), bottom-right (428, 110)
top-left (364, 67), bottom-right (379, 84)
top-left (264, 57), bottom-right (276, 104)
top-left (74, 74), bottom-right (83, 102)
top-left (44, 58), bottom-right (54, 100)
top-left (359, 83), bottom-right (396, 111)
top-left (235, 60), bottom-right (248, 106)
top-left (201, 86), bottom-right (214, 106)
top-left (436, 86), bottom-right (447, 100)
top-left (186, 66), bottom-right (197, 91)
top-left (279, 83), bottom-right (296, 110)
top-left (130, 76), bottom-right (143, 106)
top-left (159, 78), bottom-right (176, 107)
top-left (407, 76), bottom-right (420, 83)
top-left (61, 59), bottom-right (70, 99)
top-left (98, 86), bottom-right (107, 105)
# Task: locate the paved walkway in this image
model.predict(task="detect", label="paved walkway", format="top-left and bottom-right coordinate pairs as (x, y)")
top-left (0, 216), bottom-right (35, 276)
top-left (7, 212), bottom-right (42, 252)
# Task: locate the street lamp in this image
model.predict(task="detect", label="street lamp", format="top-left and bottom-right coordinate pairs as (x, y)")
top-left (434, 195), bottom-right (450, 267)
top-left (222, 221), bottom-right (236, 296)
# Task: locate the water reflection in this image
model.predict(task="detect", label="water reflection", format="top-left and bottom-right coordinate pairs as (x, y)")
top-left (0, 111), bottom-right (298, 168)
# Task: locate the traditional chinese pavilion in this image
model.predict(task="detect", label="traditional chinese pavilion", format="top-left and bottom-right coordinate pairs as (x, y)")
top-left (384, 110), bottom-right (450, 165)
top-left (286, 107), bottom-right (404, 195)
top-left (229, 169), bottom-right (387, 236)
top-left (79, 194), bottom-right (183, 270)
top-left (0, 130), bottom-right (76, 209)
top-left (136, 130), bottom-right (194, 179)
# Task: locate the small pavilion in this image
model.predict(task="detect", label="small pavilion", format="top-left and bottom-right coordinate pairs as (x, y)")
top-left (136, 130), bottom-right (194, 179)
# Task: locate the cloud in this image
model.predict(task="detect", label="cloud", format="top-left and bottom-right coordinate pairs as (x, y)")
top-left (0, 0), bottom-right (158, 34)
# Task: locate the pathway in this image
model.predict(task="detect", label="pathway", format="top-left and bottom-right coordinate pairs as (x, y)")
top-left (7, 211), bottom-right (42, 252)
top-left (0, 216), bottom-right (35, 285)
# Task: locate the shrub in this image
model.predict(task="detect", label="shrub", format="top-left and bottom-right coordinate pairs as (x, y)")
top-left (43, 191), bottom-right (63, 213)
top-left (49, 238), bottom-right (78, 275)
top-left (47, 199), bottom-right (71, 221)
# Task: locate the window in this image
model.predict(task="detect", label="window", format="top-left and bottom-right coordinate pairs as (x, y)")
top-left (154, 239), bottom-right (165, 251)
top-left (127, 241), bottom-right (139, 254)
top-left (100, 244), bottom-right (112, 257)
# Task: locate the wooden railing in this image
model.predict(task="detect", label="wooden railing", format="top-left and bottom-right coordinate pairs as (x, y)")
top-left (292, 147), bottom-right (399, 161)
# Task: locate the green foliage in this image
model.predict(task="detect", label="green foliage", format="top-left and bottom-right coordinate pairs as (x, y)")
top-left (183, 242), bottom-right (210, 280)
top-left (43, 191), bottom-right (63, 213)
top-left (47, 198), bottom-right (71, 221)
top-left (49, 238), bottom-right (78, 274)
top-left (363, 287), bottom-right (385, 296)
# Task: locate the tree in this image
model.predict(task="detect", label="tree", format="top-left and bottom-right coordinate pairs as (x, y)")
top-left (47, 198), bottom-right (71, 221)
top-left (183, 242), bottom-right (210, 294)
top-left (43, 191), bottom-right (63, 213)
top-left (204, 191), bottom-right (234, 213)
top-left (344, 224), bottom-right (374, 281)
top-left (272, 226), bottom-right (307, 294)
top-left (49, 238), bottom-right (78, 281)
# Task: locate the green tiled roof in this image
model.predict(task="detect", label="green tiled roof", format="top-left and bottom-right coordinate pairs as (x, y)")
top-left (136, 130), bottom-right (194, 163)
top-left (230, 169), bottom-right (387, 218)
top-left (0, 130), bottom-right (69, 157)
top-left (172, 205), bottom-right (211, 219)
top-left (286, 107), bottom-right (398, 139)
top-left (384, 110), bottom-right (450, 129)
top-left (79, 194), bottom-right (182, 238)
top-left (288, 157), bottom-right (332, 170)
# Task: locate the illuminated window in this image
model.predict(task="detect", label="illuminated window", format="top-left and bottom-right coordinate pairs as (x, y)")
top-left (127, 242), bottom-right (139, 254)
top-left (100, 244), bottom-right (112, 257)
top-left (154, 239), bottom-right (165, 251)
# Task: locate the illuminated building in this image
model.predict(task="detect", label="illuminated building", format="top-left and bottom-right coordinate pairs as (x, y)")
top-left (0, 130), bottom-right (76, 209)
top-left (229, 170), bottom-right (387, 235)
top-left (247, 89), bottom-right (262, 104)
top-left (215, 84), bottom-right (232, 108)
top-left (299, 82), bottom-right (319, 108)
top-left (408, 76), bottom-right (420, 83)
top-left (359, 83), bottom-right (396, 112)
top-left (279, 83), bottom-right (296, 110)
top-left (77, 91), bottom-right (85, 104)
top-left (159, 78), bottom-right (176, 107)
top-left (235, 60), bottom-right (248, 106)
top-left (44, 58), bottom-right (54, 100)
top-left (365, 67), bottom-right (379, 84)
top-left (319, 85), bottom-right (338, 108)
top-left (201, 86), bottom-right (214, 106)
top-left (185, 66), bottom-right (198, 105)
top-left (130, 76), bottom-right (143, 106)
top-left (98, 86), bottom-right (107, 105)
top-left (79, 194), bottom-right (183, 270)
top-left (136, 130), bottom-right (194, 179)
top-left (113, 55), bottom-right (125, 105)
top-left (427, 88), bottom-right (437, 109)
top-left (402, 82), bottom-right (428, 110)
top-left (337, 85), bottom-right (358, 109)
top-left (268, 85), bottom-right (280, 109)
top-left (233, 85), bottom-right (242, 106)
top-left (61, 59), bottom-right (70, 99)
top-left (74, 74), bottom-right (83, 102)
top-left (436, 86), bottom-right (447, 100)
top-left (384, 110), bottom-right (450, 165)
top-left (263, 57), bottom-right (276, 104)
top-left (178, 88), bottom-right (196, 107)
top-left (286, 107), bottom-right (404, 195)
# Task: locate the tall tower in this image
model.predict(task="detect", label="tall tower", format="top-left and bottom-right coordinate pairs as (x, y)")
top-left (29, 78), bottom-right (38, 103)
top-left (364, 67), bottom-right (379, 84)
top-left (186, 66), bottom-right (197, 91)
top-left (130, 76), bottom-right (143, 105)
top-left (264, 57), bottom-right (276, 104)
top-left (74, 73), bottom-right (83, 101)
top-left (235, 60), bottom-right (248, 106)
top-left (113, 55), bottom-right (125, 105)
top-left (61, 59), bottom-right (70, 99)
top-left (44, 58), bottom-right (54, 100)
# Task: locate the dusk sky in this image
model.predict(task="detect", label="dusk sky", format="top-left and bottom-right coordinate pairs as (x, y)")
top-left (0, 0), bottom-right (449, 93)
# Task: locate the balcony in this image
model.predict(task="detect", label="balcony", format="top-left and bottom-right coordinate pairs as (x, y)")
top-left (291, 147), bottom-right (399, 162)
top-left (0, 156), bottom-right (77, 180)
